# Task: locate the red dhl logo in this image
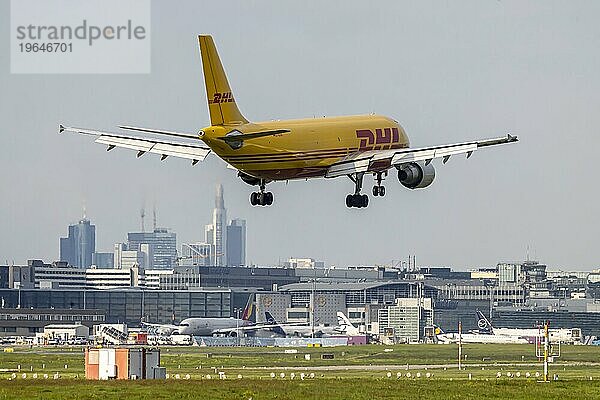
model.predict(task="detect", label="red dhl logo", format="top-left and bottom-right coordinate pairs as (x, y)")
top-left (356, 128), bottom-right (400, 151)
top-left (209, 92), bottom-right (235, 104)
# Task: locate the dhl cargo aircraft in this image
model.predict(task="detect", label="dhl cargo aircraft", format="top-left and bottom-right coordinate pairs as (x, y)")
top-left (61, 35), bottom-right (517, 208)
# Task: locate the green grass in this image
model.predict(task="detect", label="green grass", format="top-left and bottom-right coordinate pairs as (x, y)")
top-left (1, 344), bottom-right (600, 399)
top-left (2, 379), bottom-right (600, 400)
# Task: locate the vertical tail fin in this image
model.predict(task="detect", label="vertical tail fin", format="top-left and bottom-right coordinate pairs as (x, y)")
top-left (265, 312), bottom-right (286, 336)
top-left (476, 310), bottom-right (494, 334)
top-left (336, 312), bottom-right (355, 328)
top-left (336, 312), bottom-right (359, 335)
top-left (241, 294), bottom-right (253, 321)
top-left (198, 35), bottom-right (248, 126)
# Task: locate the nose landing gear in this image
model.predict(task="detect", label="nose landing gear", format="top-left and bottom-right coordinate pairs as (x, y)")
top-left (372, 171), bottom-right (386, 197)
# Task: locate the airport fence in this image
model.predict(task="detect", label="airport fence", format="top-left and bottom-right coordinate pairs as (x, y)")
top-left (194, 337), bottom-right (349, 347)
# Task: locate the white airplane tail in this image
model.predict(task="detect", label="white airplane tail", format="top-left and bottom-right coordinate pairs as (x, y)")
top-left (336, 312), bottom-right (360, 335)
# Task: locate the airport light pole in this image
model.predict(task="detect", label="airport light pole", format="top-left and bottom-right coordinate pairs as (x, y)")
top-left (543, 321), bottom-right (549, 382)
top-left (311, 279), bottom-right (315, 339)
top-left (535, 320), bottom-right (559, 382)
top-left (458, 320), bottom-right (462, 371)
top-left (484, 280), bottom-right (494, 320)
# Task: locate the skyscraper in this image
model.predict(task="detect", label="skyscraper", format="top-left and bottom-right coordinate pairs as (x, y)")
top-left (60, 217), bottom-right (96, 268)
top-left (127, 228), bottom-right (176, 269)
top-left (226, 218), bottom-right (246, 266)
top-left (205, 184), bottom-right (228, 266)
top-left (204, 185), bottom-right (247, 267)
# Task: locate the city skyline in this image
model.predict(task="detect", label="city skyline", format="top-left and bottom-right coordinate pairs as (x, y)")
top-left (7, 202), bottom-right (600, 271)
top-left (42, 184), bottom-right (248, 270)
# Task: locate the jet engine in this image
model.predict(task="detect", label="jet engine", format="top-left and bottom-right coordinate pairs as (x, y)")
top-left (397, 162), bottom-right (436, 189)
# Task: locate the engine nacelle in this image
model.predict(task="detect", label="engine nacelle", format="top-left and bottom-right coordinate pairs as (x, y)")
top-left (397, 162), bottom-right (436, 189)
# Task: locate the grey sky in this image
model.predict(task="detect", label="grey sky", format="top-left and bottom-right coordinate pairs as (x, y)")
top-left (1, 0), bottom-right (599, 270)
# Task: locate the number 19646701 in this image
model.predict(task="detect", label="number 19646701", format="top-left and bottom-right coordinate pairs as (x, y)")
top-left (19, 42), bottom-right (72, 53)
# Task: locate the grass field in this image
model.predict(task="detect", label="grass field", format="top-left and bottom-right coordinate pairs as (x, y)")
top-left (3, 379), bottom-right (600, 400)
top-left (1, 344), bottom-right (600, 399)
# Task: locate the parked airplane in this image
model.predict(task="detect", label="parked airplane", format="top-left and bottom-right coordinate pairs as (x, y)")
top-left (61, 35), bottom-right (517, 208)
top-left (264, 311), bottom-right (359, 337)
top-left (336, 312), bottom-right (361, 336)
top-left (143, 299), bottom-right (277, 336)
top-left (436, 311), bottom-right (582, 344)
top-left (142, 318), bottom-right (251, 337)
top-left (474, 311), bottom-right (582, 344)
top-left (435, 325), bottom-right (529, 344)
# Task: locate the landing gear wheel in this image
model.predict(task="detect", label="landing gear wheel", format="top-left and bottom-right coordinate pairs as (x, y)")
top-left (361, 194), bottom-right (369, 208)
top-left (346, 194), bottom-right (369, 208)
top-left (250, 191), bottom-right (274, 206)
top-left (346, 173), bottom-right (370, 208)
top-left (346, 194), bottom-right (353, 208)
top-left (265, 192), bottom-right (273, 206)
top-left (372, 185), bottom-right (385, 197)
top-left (249, 179), bottom-right (274, 207)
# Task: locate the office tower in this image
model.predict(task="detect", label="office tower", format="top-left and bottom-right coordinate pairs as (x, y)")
top-left (226, 218), bottom-right (246, 266)
top-left (127, 228), bottom-right (176, 269)
top-left (92, 252), bottom-right (114, 268)
top-left (114, 243), bottom-right (154, 270)
top-left (205, 184), bottom-right (227, 266)
top-left (60, 217), bottom-right (96, 268)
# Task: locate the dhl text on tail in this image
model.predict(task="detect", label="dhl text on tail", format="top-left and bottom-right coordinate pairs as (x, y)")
top-left (61, 35), bottom-right (518, 208)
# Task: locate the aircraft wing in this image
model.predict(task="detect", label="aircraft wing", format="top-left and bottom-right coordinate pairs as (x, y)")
top-left (60, 125), bottom-right (211, 165)
top-left (325, 134), bottom-right (517, 178)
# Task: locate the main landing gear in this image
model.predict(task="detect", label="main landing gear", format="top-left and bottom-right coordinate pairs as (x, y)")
top-left (346, 171), bottom-right (388, 208)
top-left (250, 180), bottom-right (273, 206)
top-left (372, 171), bottom-right (386, 197)
top-left (346, 173), bottom-right (369, 208)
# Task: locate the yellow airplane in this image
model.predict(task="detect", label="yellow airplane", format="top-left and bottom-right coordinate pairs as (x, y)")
top-left (61, 35), bottom-right (517, 208)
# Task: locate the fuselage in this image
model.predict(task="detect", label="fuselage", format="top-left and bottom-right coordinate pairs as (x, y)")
top-left (177, 317), bottom-right (251, 336)
top-left (437, 333), bottom-right (529, 344)
top-left (201, 114), bottom-right (409, 181)
top-left (275, 324), bottom-right (339, 338)
top-left (492, 327), bottom-right (581, 343)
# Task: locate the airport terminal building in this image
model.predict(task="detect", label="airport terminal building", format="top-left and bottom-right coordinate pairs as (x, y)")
top-left (1, 260), bottom-right (600, 340)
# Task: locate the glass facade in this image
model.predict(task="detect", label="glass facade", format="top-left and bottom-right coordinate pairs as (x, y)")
top-left (0, 289), bottom-right (231, 325)
top-left (60, 218), bottom-right (96, 268)
top-left (128, 229), bottom-right (177, 269)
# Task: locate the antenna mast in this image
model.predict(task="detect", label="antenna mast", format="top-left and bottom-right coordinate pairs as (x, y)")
top-left (140, 207), bottom-right (145, 232)
top-left (153, 205), bottom-right (157, 231)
